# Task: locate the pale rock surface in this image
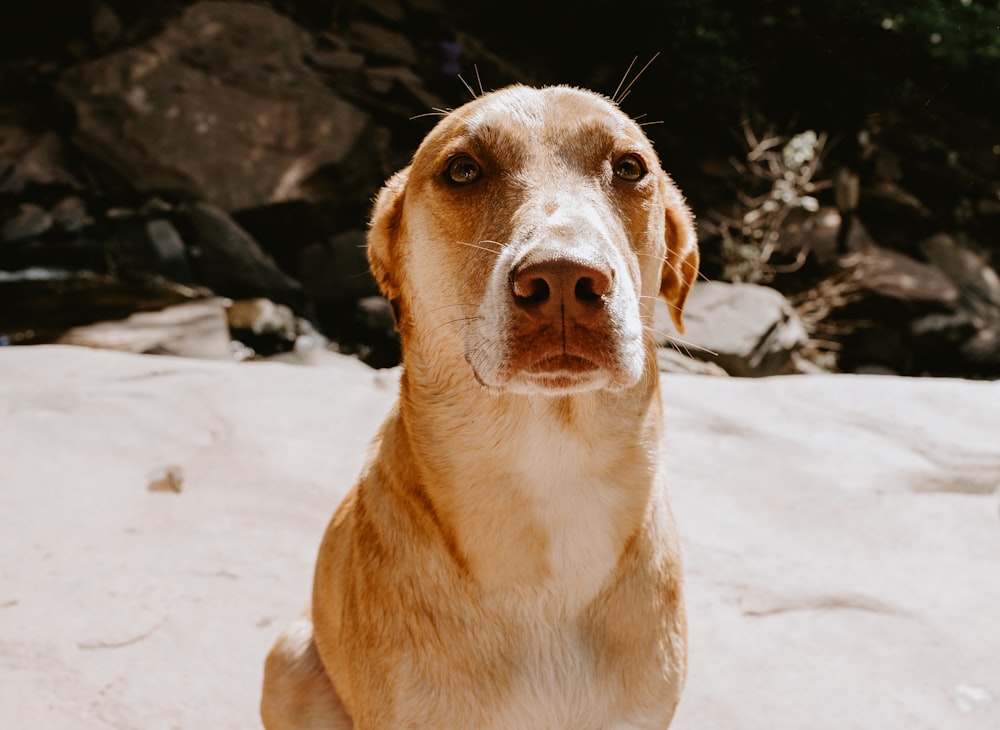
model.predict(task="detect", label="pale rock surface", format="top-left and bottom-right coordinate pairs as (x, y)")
top-left (57, 298), bottom-right (232, 359)
top-left (655, 281), bottom-right (809, 376)
top-left (0, 346), bottom-right (998, 729)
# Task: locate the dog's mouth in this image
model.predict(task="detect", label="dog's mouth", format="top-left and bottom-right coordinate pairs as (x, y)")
top-left (522, 355), bottom-right (604, 391)
top-left (527, 354), bottom-right (599, 375)
top-left (487, 352), bottom-right (614, 394)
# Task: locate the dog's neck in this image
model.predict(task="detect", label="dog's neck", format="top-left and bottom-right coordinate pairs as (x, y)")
top-left (383, 350), bottom-right (664, 610)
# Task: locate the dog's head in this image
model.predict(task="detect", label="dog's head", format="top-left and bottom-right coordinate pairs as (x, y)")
top-left (368, 85), bottom-right (698, 395)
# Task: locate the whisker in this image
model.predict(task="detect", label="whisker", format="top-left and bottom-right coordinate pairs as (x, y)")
top-left (645, 325), bottom-right (718, 358)
top-left (430, 315), bottom-right (482, 336)
top-left (474, 64), bottom-right (484, 96)
top-left (615, 52), bottom-right (661, 106)
top-left (458, 74), bottom-right (477, 98)
top-left (638, 293), bottom-right (683, 316)
top-left (455, 240), bottom-right (503, 255)
top-left (409, 109), bottom-right (451, 120)
top-left (612, 56), bottom-right (638, 103)
top-left (428, 302), bottom-right (478, 313)
top-left (634, 251), bottom-right (711, 285)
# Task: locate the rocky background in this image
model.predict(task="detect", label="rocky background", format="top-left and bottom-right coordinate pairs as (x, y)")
top-left (2, 0), bottom-right (999, 377)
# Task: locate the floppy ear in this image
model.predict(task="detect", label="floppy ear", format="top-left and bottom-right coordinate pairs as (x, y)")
top-left (367, 168), bottom-right (409, 325)
top-left (658, 175), bottom-right (699, 333)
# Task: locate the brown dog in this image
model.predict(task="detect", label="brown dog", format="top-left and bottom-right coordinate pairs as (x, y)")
top-left (261, 84), bottom-right (699, 730)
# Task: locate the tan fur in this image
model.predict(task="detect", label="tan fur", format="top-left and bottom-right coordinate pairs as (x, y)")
top-left (262, 85), bottom-right (699, 730)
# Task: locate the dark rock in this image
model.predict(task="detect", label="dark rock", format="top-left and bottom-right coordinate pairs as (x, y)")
top-left (364, 65), bottom-right (443, 110)
top-left (0, 272), bottom-right (209, 344)
top-left (654, 281), bottom-right (808, 377)
top-left (1, 204), bottom-right (195, 285)
top-left (58, 1), bottom-right (372, 211)
top-left (961, 326), bottom-right (1000, 367)
top-left (89, 0), bottom-right (123, 50)
top-left (232, 200), bottom-right (329, 278)
top-left (297, 121), bottom-right (396, 225)
top-left (351, 295), bottom-right (399, 368)
top-left (851, 245), bottom-right (960, 308)
top-left (840, 325), bottom-right (911, 375)
top-left (0, 102), bottom-right (79, 194)
top-left (2, 203), bottom-right (53, 243)
top-left (348, 21), bottom-right (419, 65)
top-left (778, 206), bottom-right (876, 265)
top-left (225, 297), bottom-right (298, 355)
top-left (910, 311), bottom-right (977, 340)
top-left (173, 202), bottom-right (302, 307)
top-left (858, 181), bottom-right (934, 253)
top-left (308, 46), bottom-right (367, 73)
top-left (920, 234), bottom-right (1000, 321)
top-left (908, 311), bottom-right (980, 375)
top-left (145, 219), bottom-right (192, 283)
top-left (297, 229), bottom-right (378, 306)
top-left (297, 227), bottom-right (386, 361)
top-left (363, 0), bottom-right (408, 24)
top-left (51, 196), bottom-right (91, 233)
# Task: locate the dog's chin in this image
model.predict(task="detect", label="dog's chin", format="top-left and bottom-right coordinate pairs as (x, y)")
top-left (468, 354), bottom-right (643, 397)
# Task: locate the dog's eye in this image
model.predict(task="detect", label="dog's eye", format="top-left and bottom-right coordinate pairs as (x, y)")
top-left (613, 154), bottom-right (646, 182)
top-left (445, 155), bottom-right (482, 185)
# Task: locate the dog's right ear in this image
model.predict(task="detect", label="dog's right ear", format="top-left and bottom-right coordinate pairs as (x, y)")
top-left (367, 168), bottom-right (409, 325)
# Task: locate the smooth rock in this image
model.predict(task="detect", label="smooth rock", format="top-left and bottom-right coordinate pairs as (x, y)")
top-left (655, 281), bottom-right (809, 377)
top-left (0, 347), bottom-right (997, 730)
top-left (56, 298), bottom-right (232, 359)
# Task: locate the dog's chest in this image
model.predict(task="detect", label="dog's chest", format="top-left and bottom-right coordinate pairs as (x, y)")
top-left (392, 622), bottom-right (665, 729)
top-left (511, 420), bottom-right (627, 608)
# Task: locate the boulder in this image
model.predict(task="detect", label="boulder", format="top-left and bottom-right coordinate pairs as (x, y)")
top-left (1, 203), bottom-right (53, 244)
top-left (776, 206), bottom-right (876, 264)
top-left (921, 233), bottom-right (1000, 370)
top-left (852, 244), bottom-right (960, 307)
top-left (655, 281), bottom-right (808, 376)
top-left (0, 101), bottom-right (79, 194)
top-left (0, 271), bottom-right (209, 344)
top-left (56, 298), bottom-right (232, 359)
top-left (921, 233), bottom-right (1000, 321)
top-left (173, 202), bottom-right (302, 307)
top-left (225, 297), bottom-right (299, 356)
top-left (57, 1), bottom-right (371, 211)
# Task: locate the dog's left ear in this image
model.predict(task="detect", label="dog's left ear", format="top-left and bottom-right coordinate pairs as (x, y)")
top-left (658, 174), bottom-right (699, 333)
top-left (367, 168), bottom-right (409, 327)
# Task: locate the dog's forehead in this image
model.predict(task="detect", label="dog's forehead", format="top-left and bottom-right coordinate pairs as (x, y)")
top-left (417, 85), bottom-right (651, 162)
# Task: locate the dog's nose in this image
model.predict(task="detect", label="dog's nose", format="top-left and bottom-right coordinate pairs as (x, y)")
top-left (510, 252), bottom-right (613, 322)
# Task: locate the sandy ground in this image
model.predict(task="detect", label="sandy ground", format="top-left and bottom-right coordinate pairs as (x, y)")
top-left (1, 345), bottom-right (998, 729)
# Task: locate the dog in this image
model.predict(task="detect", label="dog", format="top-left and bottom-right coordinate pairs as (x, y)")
top-left (261, 84), bottom-right (699, 730)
